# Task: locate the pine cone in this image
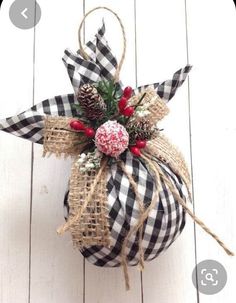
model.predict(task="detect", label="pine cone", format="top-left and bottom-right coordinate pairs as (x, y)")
top-left (77, 84), bottom-right (107, 120)
top-left (127, 118), bottom-right (158, 142)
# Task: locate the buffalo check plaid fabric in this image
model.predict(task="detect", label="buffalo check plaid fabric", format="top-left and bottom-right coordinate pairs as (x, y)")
top-left (64, 152), bottom-right (188, 266)
top-left (135, 65), bottom-right (192, 103)
top-left (0, 94), bottom-right (77, 144)
top-left (63, 22), bottom-right (122, 95)
top-left (0, 24), bottom-right (191, 143)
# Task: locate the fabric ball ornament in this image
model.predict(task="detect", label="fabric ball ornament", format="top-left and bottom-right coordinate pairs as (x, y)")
top-left (95, 120), bottom-right (129, 158)
top-left (64, 151), bottom-right (188, 267)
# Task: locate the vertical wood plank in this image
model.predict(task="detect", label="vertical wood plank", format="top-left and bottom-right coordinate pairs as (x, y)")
top-left (136, 1), bottom-right (197, 302)
top-left (0, 0), bottom-right (34, 302)
top-left (30, 1), bottom-right (84, 302)
top-left (83, 1), bottom-right (143, 302)
top-left (186, 0), bottom-right (236, 302)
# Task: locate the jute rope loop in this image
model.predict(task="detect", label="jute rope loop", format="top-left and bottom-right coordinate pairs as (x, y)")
top-left (78, 6), bottom-right (127, 83)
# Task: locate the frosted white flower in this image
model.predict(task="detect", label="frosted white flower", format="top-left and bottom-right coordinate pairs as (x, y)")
top-left (80, 153), bottom-right (86, 159)
top-left (85, 163), bottom-right (95, 169)
top-left (77, 158), bottom-right (85, 164)
top-left (135, 110), bottom-right (150, 118)
top-left (76, 149), bottom-right (103, 172)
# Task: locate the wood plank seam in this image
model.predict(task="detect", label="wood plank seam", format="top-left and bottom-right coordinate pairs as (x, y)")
top-left (28, 1), bottom-right (38, 302)
top-left (134, 0), bottom-right (144, 301)
top-left (184, 0), bottom-right (199, 302)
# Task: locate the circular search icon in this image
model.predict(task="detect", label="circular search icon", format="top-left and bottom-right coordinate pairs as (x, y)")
top-left (192, 259), bottom-right (227, 295)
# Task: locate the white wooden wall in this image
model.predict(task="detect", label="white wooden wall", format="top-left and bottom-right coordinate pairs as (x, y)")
top-left (0, 1), bottom-right (235, 302)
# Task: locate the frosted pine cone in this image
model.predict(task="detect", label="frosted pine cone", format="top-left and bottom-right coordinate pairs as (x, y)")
top-left (77, 84), bottom-right (107, 120)
top-left (127, 118), bottom-right (158, 142)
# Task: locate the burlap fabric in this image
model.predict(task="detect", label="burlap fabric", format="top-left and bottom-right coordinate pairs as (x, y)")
top-left (129, 88), bottom-right (170, 123)
top-left (68, 158), bottom-right (110, 247)
top-left (43, 116), bottom-right (87, 157)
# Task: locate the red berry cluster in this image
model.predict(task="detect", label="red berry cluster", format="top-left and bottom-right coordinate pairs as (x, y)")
top-left (129, 139), bottom-right (147, 157)
top-left (69, 120), bottom-right (95, 138)
top-left (118, 86), bottom-right (134, 117)
top-left (118, 86), bottom-right (147, 156)
top-left (69, 85), bottom-right (148, 157)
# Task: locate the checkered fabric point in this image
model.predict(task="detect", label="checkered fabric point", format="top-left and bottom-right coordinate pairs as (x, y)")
top-left (0, 94), bottom-right (77, 143)
top-left (134, 65), bottom-right (192, 103)
top-left (62, 22), bottom-right (122, 95)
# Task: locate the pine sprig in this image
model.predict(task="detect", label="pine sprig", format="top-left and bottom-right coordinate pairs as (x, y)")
top-left (72, 103), bottom-right (90, 123)
top-left (95, 80), bottom-right (121, 119)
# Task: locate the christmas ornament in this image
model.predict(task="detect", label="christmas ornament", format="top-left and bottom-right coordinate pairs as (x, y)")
top-left (0, 6), bottom-right (233, 292)
top-left (95, 120), bottom-right (129, 158)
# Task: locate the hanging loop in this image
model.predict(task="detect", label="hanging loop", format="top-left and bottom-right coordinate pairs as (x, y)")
top-left (78, 6), bottom-right (126, 82)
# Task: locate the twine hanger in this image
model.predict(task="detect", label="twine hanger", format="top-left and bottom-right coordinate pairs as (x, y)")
top-left (78, 6), bottom-right (127, 83)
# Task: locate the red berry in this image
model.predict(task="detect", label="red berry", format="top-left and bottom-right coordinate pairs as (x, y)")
top-left (122, 106), bottom-right (134, 117)
top-left (123, 86), bottom-right (133, 99)
top-left (70, 120), bottom-right (85, 131)
top-left (85, 128), bottom-right (95, 138)
top-left (118, 97), bottom-right (128, 111)
top-left (130, 146), bottom-right (141, 157)
top-left (135, 139), bottom-right (147, 149)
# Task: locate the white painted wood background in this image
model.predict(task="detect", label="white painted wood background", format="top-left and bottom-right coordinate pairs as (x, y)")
top-left (0, 0), bottom-right (235, 302)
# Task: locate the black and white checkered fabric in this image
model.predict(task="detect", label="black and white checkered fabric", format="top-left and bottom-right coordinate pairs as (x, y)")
top-left (63, 22), bottom-right (122, 95)
top-left (0, 23), bottom-right (191, 144)
top-left (0, 23), bottom-right (191, 266)
top-left (64, 151), bottom-right (188, 266)
top-left (134, 65), bottom-right (192, 103)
